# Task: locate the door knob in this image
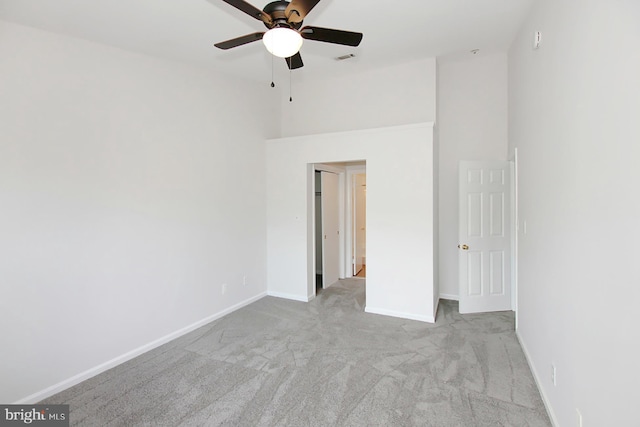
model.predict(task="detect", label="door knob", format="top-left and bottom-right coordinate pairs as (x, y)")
top-left (458, 244), bottom-right (469, 250)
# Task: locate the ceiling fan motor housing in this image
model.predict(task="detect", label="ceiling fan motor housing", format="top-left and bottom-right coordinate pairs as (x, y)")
top-left (263, 1), bottom-right (303, 30)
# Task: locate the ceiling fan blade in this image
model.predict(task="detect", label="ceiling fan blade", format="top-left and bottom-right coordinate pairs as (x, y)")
top-left (285, 52), bottom-right (304, 70)
top-left (214, 32), bottom-right (265, 50)
top-left (220, 0), bottom-right (272, 25)
top-left (285, 0), bottom-right (321, 23)
top-left (300, 26), bottom-right (363, 46)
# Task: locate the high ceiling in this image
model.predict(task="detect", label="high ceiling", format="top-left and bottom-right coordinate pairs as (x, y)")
top-left (0, 0), bottom-right (533, 82)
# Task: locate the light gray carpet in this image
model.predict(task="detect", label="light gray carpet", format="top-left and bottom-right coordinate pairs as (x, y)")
top-left (42, 279), bottom-right (551, 426)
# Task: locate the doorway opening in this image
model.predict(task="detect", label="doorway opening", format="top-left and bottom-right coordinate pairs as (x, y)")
top-left (312, 161), bottom-right (366, 297)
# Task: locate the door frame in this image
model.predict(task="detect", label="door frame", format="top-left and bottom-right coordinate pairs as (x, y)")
top-left (346, 165), bottom-right (366, 279)
top-left (510, 148), bottom-right (519, 328)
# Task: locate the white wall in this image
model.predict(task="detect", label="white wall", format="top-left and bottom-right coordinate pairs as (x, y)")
top-left (280, 58), bottom-right (437, 137)
top-left (0, 21), bottom-right (276, 403)
top-left (508, 1), bottom-right (640, 425)
top-left (266, 124), bottom-right (436, 322)
top-left (437, 52), bottom-right (509, 299)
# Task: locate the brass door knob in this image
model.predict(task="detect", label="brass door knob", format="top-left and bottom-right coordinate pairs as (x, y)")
top-left (458, 244), bottom-right (469, 250)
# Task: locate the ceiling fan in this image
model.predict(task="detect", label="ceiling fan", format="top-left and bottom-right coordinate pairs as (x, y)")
top-left (214, 0), bottom-right (363, 70)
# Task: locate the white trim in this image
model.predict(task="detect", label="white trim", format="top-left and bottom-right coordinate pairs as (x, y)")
top-left (267, 291), bottom-right (311, 302)
top-left (345, 165), bottom-right (367, 279)
top-left (337, 171), bottom-right (346, 279)
top-left (511, 147), bottom-right (520, 328)
top-left (314, 163), bottom-right (344, 174)
top-left (365, 306), bottom-right (435, 323)
top-left (14, 292), bottom-right (268, 404)
top-left (439, 293), bottom-right (459, 301)
top-left (309, 164), bottom-right (318, 298)
top-left (266, 122), bottom-right (435, 144)
top-left (516, 331), bottom-right (558, 427)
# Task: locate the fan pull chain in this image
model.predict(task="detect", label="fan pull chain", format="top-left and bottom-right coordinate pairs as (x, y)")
top-left (270, 54), bottom-right (275, 88)
top-left (289, 65), bottom-right (293, 102)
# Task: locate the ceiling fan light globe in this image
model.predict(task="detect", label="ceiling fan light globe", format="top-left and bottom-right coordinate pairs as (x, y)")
top-left (262, 28), bottom-right (303, 58)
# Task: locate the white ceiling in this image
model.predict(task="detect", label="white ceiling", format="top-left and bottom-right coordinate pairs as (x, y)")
top-left (0, 0), bottom-right (533, 82)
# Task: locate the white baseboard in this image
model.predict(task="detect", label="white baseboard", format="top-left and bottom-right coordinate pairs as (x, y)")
top-left (267, 291), bottom-right (311, 302)
top-left (365, 306), bottom-right (435, 323)
top-left (15, 292), bottom-right (267, 404)
top-left (439, 293), bottom-right (459, 301)
top-left (516, 330), bottom-right (558, 427)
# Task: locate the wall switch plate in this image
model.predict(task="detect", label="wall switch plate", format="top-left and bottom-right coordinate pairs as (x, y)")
top-left (221, 283), bottom-right (227, 295)
top-left (551, 364), bottom-right (557, 386)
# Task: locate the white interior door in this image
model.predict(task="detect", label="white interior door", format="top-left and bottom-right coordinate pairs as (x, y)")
top-left (459, 160), bottom-right (511, 314)
top-left (321, 171), bottom-right (340, 288)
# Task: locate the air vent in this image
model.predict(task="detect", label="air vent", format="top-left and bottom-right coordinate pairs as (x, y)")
top-left (335, 53), bottom-right (355, 61)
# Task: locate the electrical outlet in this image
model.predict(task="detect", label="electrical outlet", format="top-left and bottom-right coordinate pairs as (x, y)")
top-left (576, 409), bottom-right (583, 427)
top-left (221, 283), bottom-right (227, 295)
top-left (551, 364), bottom-right (557, 386)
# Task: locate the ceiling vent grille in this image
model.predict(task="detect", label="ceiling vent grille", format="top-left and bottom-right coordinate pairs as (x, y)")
top-left (335, 53), bottom-right (355, 61)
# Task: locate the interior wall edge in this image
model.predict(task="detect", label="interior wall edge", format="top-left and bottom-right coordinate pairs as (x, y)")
top-left (364, 306), bottom-right (436, 324)
top-left (266, 121), bottom-right (435, 144)
top-left (516, 330), bottom-right (558, 427)
top-left (266, 291), bottom-right (311, 303)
